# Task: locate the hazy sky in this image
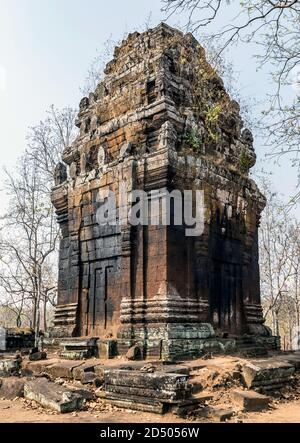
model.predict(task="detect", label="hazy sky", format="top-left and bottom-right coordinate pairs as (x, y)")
top-left (0, 0), bottom-right (298, 212)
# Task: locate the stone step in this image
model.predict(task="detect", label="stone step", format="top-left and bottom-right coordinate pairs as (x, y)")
top-left (53, 318), bottom-right (76, 326)
top-left (54, 311), bottom-right (77, 319)
top-left (54, 303), bottom-right (78, 311)
top-left (58, 337), bottom-right (98, 360)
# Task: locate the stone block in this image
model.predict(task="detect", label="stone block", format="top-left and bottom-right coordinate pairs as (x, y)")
top-left (97, 340), bottom-right (117, 359)
top-left (242, 359), bottom-right (295, 391)
top-left (24, 358), bottom-right (60, 375)
top-left (24, 378), bottom-right (84, 413)
top-left (29, 351), bottom-right (47, 361)
top-left (81, 371), bottom-right (98, 384)
top-left (0, 377), bottom-right (24, 399)
top-left (73, 362), bottom-right (97, 380)
top-left (0, 358), bottom-right (20, 376)
top-left (126, 345), bottom-right (142, 361)
top-left (104, 370), bottom-right (189, 391)
top-left (172, 392), bottom-right (213, 417)
top-left (232, 390), bottom-right (270, 411)
top-left (45, 361), bottom-right (84, 379)
top-left (199, 406), bottom-right (234, 422)
top-left (60, 350), bottom-right (89, 360)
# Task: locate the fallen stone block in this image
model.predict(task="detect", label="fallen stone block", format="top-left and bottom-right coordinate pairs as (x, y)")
top-left (104, 397), bottom-right (165, 414)
top-left (172, 392), bottom-right (213, 417)
top-left (29, 347), bottom-right (39, 355)
top-left (232, 390), bottom-right (270, 411)
top-left (0, 358), bottom-right (20, 376)
top-left (242, 359), bottom-right (295, 391)
top-left (29, 351), bottom-right (47, 361)
top-left (0, 377), bottom-right (24, 399)
top-left (60, 350), bottom-right (89, 360)
top-left (67, 387), bottom-right (95, 401)
top-left (45, 361), bottom-right (84, 379)
top-left (23, 358), bottom-right (59, 375)
top-left (24, 378), bottom-right (84, 413)
top-left (73, 362), bottom-right (97, 380)
top-left (277, 353), bottom-right (300, 370)
top-left (126, 345), bottom-right (142, 361)
top-left (104, 370), bottom-right (189, 391)
top-left (81, 371), bottom-right (98, 385)
top-left (158, 365), bottom-right (190, 375)
top-left (105, 383), bottom-right (189, 402)
top-left (199, 406), bottom-right (234, 422)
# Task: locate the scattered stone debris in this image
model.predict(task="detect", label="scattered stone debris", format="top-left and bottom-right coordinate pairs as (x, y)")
top-left (140, 363), bottom-right (156, 373)
top-left (24, 378), bottom-right (84, 413)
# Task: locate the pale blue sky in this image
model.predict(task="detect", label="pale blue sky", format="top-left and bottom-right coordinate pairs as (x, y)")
top-left (0, 0), bottom-right (298, 212)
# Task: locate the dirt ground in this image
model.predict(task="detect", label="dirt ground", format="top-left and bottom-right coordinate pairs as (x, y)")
top-left (0, 397), bottom-right (299, 423)
top-left (1, 353), bottom-right (300, 424)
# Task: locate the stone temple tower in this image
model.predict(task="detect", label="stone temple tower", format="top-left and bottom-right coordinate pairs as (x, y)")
top-left (51, 24), bottom-right (278, 359)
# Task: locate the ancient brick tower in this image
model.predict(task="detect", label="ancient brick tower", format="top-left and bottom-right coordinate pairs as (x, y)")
top-left (51, 24), bottom-right (275, 359)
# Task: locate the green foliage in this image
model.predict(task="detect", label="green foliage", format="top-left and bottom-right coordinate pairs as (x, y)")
top-left (183, 128), bottom-right (202, 151)
top-left (239, 149), bottom-right (251, 174)
top-left (204, 104), bottom-right (222, 142)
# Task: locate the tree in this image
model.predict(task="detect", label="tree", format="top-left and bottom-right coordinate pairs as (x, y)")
top-left (258, 177), bottom-right (300, 347)
top-left (162, 1), bottom-right (300, 187)
top-left (0, 106), bottom-right (76, 340)
top-left (26, 105), bottom-right (77, 188)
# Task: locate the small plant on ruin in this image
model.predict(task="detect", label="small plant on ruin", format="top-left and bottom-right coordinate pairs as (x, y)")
top-left (183, 128), bottom-right (202, 152)
top-left (204, 103), bottom-right (222, 142)
top-left (239, 148), bottom-right (251, 174)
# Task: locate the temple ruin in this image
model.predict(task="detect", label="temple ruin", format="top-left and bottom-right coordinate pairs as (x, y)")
top-left (51, 23), bottom-right (278, 359)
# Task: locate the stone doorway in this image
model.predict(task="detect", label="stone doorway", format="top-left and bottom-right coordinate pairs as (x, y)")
top-left (210, 260), bottom-right (243, 336)
top-left (83, 261), bottom-right (115, 337)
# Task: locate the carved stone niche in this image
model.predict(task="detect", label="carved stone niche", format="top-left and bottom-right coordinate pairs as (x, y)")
top-left (158, 121), bottom-right (177, 151)
top-left (80, 152), bottom-right (87, 175)
top-left (98, 146), bottom-right (106, 169)
top-left (54, 162), bottom-right (67, 186)
top-left (69, 161), bottom-right (78, 180)
top-left (119, 142), bottom-right (132, 160)
top-left (79, 97), bottom-right (90, 112)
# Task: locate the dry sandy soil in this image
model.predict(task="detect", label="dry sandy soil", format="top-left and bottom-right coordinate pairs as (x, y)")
top-left (0, 397), bottom-right (299, 423)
